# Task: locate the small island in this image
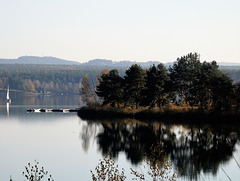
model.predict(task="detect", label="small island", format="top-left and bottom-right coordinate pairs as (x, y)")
top-left (78, 53), bottom-right (240, 123)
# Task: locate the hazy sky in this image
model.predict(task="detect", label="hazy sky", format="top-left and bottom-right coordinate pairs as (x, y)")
top-left (0, 0), bottom-right (240, 63)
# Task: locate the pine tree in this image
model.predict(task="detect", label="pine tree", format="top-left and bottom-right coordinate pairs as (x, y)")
top-left (96, 69), bottom-right (123, 107)
top-left (143, 64), bottom-right (170, 109)
top-left (169, 53), bottom-right (201, 106)
top-left (123, 64), bottom-right (146, 109)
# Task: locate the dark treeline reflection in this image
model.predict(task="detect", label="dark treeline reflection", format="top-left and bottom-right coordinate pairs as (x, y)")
top-left (80, 119), bottom-right (240, 180)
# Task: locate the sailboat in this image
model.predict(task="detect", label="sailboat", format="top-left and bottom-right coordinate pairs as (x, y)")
top-left (6, 86), bottom-right (11, 103)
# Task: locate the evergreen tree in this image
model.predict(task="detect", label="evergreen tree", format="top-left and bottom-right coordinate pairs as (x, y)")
top-left (210, 68), bottom-right (233, 111)
top-left (234, 82), bottom-right (240, 110)
top-left (143, 64), bottom-right (170, 109)
top-left (198, 61), bottom-right (215, 110)
top-left (123, 64), bottom-right (146, 109)
top-left (96, 69), bottom-right (123, 107)
top-left (199, 61), bottom-right (234, 111)
top-left (169, 53), bottom-right (201, 106)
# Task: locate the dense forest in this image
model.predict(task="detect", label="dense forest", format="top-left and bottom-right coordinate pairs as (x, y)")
top-left (94, 53), bottom-right (240, 111)
top-left (0, 64), bottom-right (125, 94)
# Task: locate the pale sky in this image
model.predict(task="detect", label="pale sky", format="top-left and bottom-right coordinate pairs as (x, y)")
top-left (0, 0), bottom-right (240, 63)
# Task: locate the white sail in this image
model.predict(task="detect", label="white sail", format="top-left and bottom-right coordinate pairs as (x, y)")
top-left (6, 86), bottom-right (11, 103)
top-left (6, 86), bottom-right (9, 100)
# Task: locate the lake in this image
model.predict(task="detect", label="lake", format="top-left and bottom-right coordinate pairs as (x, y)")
top-left (0, 93), bottom-right (239, 181)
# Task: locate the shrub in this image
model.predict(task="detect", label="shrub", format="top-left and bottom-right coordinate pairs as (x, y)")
top-left (22, 160), bottom-right (54, 181)
top-left (90, 156), bottom-right (126, 181)
top-left (131, 143), bottom-right (182, 181)
top-left (91, 143), bottom-right (182, 181)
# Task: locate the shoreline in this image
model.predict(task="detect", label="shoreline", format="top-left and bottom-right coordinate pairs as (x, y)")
top-left (77, 106), bottom-right (240, 124)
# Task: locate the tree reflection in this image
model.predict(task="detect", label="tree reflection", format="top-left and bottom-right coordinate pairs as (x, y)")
top-left (79, 121), bottom-right (99, 152)
top-left (80, 119), bottom-right (240, 180)
top-left (164, 125), bottom-right (239, 180)
top-left (97, 120), bottom-right (154, 164)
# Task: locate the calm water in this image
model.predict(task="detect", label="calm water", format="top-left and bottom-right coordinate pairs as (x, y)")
top-left (0, 93), bottom-right (239, 181)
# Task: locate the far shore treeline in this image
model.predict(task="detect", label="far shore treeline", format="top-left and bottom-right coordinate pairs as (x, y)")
top-left (0, 65), bottom-right (109, 95)
top-left (1, 53), bottom-right (240, 98)
top-left (81, 53), bottom-right (240, 112)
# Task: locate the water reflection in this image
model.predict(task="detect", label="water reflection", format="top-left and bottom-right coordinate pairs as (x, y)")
top-left (0, 94), bottom-right (81, 119)
top-left (6, 102), bottom-right (9, 117)
top-left (166, 125), bottom-right (238, 180)
top-left (80, 122), bottom-right (99, 152)
top-left (80, 119), bottom-right (240, 180)
top-left (0, 93), bottom-right (80, 108)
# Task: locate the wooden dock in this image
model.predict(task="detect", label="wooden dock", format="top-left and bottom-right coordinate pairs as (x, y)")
top-left (27, 108), bottom-right (79, 113)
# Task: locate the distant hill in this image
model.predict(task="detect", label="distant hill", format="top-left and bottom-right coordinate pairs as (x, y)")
top-left (82, 59), bottom-right (162, 68)
top-left (83, 59), bottom-right (240, 68)
top-left (218, 62), bottom-right (240, 66)
top-left (0, 56), bottom-right (163, 67)
top-left (0, 56), bottom-right (81, 65)
top-left (0, 56), bottom-right (239, 68)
